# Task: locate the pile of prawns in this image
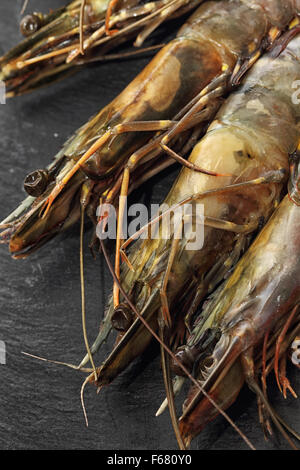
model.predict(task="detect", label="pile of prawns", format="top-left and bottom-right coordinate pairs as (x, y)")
top-left (1, 0), bottom-right (300, 450)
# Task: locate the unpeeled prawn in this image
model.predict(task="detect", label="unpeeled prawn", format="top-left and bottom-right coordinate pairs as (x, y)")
top-left (0, 0), bottom-right (200, 97)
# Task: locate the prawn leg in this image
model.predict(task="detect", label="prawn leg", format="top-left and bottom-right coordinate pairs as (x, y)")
top-left (279, 354), bottom-right (298, 399)
top-left (160, 79), bottom-right (228, 147)
top-left (241, 349), bottom-right (298, 450)
top-left (40, 119), bottom-right (174, 218)
top-left (105, 0), bottom-right (120, 36)
top-left (274, 305), bottom-right (299, 397)
top-left (184, 234), bottom-right (250, 330)
top-left (158, 317), bottom-right (185, 450)
top-left (230, 24), bottom-right (283, 86)
top-left (134, 0), bottom-right (196, 48)
top-left (159, 221), bottom-right (184, 328)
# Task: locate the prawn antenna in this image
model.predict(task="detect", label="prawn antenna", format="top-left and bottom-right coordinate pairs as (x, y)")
top-left (81, 374), bottom-right (91, 427)
top-left (80, 205), bottom-right (98, 381)
top-left (21, 351), bottom-right (93, 372)
top-left (21, 0), bottom-right (29, 15)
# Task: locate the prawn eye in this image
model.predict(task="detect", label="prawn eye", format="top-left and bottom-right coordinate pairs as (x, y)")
top-left (20, 13), bottom-right (42, 37)
top-left (111, 303), bottom-right (134, 332)
top-left (24, 169), bottom-right (49, 196)
top-left (171, 347), bottom-right (194, 377)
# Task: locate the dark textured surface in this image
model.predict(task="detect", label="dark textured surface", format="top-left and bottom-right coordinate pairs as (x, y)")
top-left (0, 0), bottom-right (299, 451)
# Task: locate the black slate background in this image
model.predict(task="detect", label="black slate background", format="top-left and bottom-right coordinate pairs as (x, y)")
top-left (0, 0), bottom-right (299, 451)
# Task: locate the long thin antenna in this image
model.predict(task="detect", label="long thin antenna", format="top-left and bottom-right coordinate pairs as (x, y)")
top-left (21, 0), bottom-right (29, 15)
top-left (80, 206), bottom-right (98, 381)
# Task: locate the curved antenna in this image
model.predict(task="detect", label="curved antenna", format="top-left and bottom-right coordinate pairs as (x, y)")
top-left (274, 304), bottom-right (299, 394)
top-left (81, 375), bottom-right (90, 427)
